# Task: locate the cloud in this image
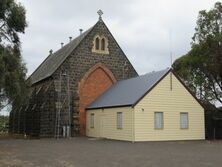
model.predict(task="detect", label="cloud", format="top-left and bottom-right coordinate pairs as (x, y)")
top-left (17, 0), bottom-right (218, 75)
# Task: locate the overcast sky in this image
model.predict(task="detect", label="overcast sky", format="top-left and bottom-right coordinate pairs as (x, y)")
top-left (17, 0), bottom-right (217, 76)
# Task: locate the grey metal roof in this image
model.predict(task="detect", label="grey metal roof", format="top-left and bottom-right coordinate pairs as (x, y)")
top-left (87, 68), bottom-right (170, 109)
top-left (29, 26), bottom-right (94, 84)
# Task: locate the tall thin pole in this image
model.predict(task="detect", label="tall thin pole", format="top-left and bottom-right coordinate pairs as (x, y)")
top-left (169, 29), bottom-right (173, 68)
top-left (169, 29), bottom-right (173, 91)
top-left (67, 73), bottom-right (71, 138)
top-left (56, 72), bottom-right (62, 139)
top-left (54, 92), bottom-right (57, 138)
top-left (59, 73), bottom-right (62, 138)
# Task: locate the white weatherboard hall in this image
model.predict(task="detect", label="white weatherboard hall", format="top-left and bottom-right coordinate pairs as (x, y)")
top-left (86, 68), bottom-right (205, 142)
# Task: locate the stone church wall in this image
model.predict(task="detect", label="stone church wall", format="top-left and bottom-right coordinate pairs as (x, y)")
top-left (52, 20), bottom-right (138, 136)
top-left (9, 19), bottom-right (138, 137)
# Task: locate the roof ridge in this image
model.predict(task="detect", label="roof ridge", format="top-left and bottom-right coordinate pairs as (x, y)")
top-left (115, 68), bottom-right (170, 83)
top-left (143, 68), bottom-right (170, 76)
top-left (28, 22), bottom-right (97, 84)
top-left (53, 26), bottom-right (93, 55)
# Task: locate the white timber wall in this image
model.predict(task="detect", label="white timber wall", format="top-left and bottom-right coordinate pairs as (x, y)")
top-left (134, 72), bottom-right (205, 141)
top-left (86, 107), bottom-right (134, 141)
top-left (86, 109), bottom-right (101, 138)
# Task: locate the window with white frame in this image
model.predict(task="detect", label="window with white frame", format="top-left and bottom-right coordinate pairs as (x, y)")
top-left (90, 113), bottom-right (94, 128)
top-left (154, 112), bottom-right (163, 129)
top-left (180, 112), bottom-right (188, 129)
top-left (117, 112), bottom-right (122, 129)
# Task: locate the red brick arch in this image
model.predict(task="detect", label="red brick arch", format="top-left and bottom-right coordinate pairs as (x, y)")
top-left (78, 63), bottom-right (116, 135)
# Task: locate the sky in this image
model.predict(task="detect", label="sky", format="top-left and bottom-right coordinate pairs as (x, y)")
top-left (17, 0), bottom-right (217, 76)
top-left (1, 0), bottom-right (220, 115)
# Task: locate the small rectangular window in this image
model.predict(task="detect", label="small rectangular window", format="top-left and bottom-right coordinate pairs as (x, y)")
top-left (154, 112), bottom-right (163, 129)
top-left (90, 113), bottom-right (94, 128)
top-left (180, 112), bottom-right (188, 129)
top-left (117, 112), bottom-right (122, 129)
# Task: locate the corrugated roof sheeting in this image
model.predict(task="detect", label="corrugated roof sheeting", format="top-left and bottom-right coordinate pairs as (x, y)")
top-left (87, 68), bottom-right (170, 109)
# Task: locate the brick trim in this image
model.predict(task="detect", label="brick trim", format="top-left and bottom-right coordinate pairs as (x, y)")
top-left (78, 63), bottom-right (116, 135)
top-left (79, 63), bottom-right (116, 89)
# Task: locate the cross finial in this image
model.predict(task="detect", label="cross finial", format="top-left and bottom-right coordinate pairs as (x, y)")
top-left (97, 9), bottom-right (103, 20)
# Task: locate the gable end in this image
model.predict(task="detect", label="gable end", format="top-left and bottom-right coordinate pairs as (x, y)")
top-left (132, 69), bottom-right (171, 107)
top-left (133, 69), bottom-right (205, 110)
top-left (171, 70), bottom-right (205, 110)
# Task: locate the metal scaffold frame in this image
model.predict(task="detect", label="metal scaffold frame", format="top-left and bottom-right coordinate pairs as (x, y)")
top-left (55, 71), bottom-right (71, 139)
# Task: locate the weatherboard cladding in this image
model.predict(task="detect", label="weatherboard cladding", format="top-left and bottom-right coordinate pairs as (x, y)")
top-left (87, 68), bottom-right (170, 109)
top-left (30, 27), bottom-right (93, 84)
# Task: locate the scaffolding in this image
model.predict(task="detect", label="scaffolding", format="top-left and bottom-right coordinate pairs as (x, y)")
top-left (55, 71), bottom-right (71, 138)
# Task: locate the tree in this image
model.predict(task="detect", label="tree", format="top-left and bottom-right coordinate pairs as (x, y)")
top-left (173, 2), bottom-right (222, 106)
top-left (0, 0), bottom-right (28, 111)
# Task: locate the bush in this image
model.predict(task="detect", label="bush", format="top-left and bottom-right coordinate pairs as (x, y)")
top-left (0, 116), bottom-right (9, 132)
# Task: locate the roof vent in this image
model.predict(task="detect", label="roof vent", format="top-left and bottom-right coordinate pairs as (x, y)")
top-left (61, 42), bottom-right (64, 48)
top-left (49, 49), bottom-right (53, 54)
top-left (69, 37), bottom-right (72, 42)
top-left (79, 29), bottom-right (83, 35)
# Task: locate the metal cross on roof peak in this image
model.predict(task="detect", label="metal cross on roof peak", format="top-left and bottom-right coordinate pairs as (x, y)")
top-left (97, 9), bottom-right (103, 20)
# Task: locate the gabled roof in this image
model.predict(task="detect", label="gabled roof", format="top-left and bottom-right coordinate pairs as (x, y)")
top-left (29, 25), bottom-right (94, 84)
top-left (87, 68), bottom-right (171, 109)
top-left (29, 18), bottom-right (138, 84)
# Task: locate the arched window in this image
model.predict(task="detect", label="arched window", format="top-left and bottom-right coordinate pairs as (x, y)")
top-left (101, 38), bottom-right (105, 51)
top-left (92, 35), bottom-right (109, 54)
top-left (95, 37), bottom-right (100, 50)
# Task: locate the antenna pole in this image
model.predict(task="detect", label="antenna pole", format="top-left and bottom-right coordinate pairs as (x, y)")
top-left (169, 29), bottom-right (173, 90)
top-left (170, 52), bottom-right (173, 68)
top-left (169, 29), bottom-right (173, 68)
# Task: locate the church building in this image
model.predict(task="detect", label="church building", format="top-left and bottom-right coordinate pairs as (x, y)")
top-left (9, 11), bottom-right (205, 141)
top-left (9, 11), bottom-right (138, 137)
